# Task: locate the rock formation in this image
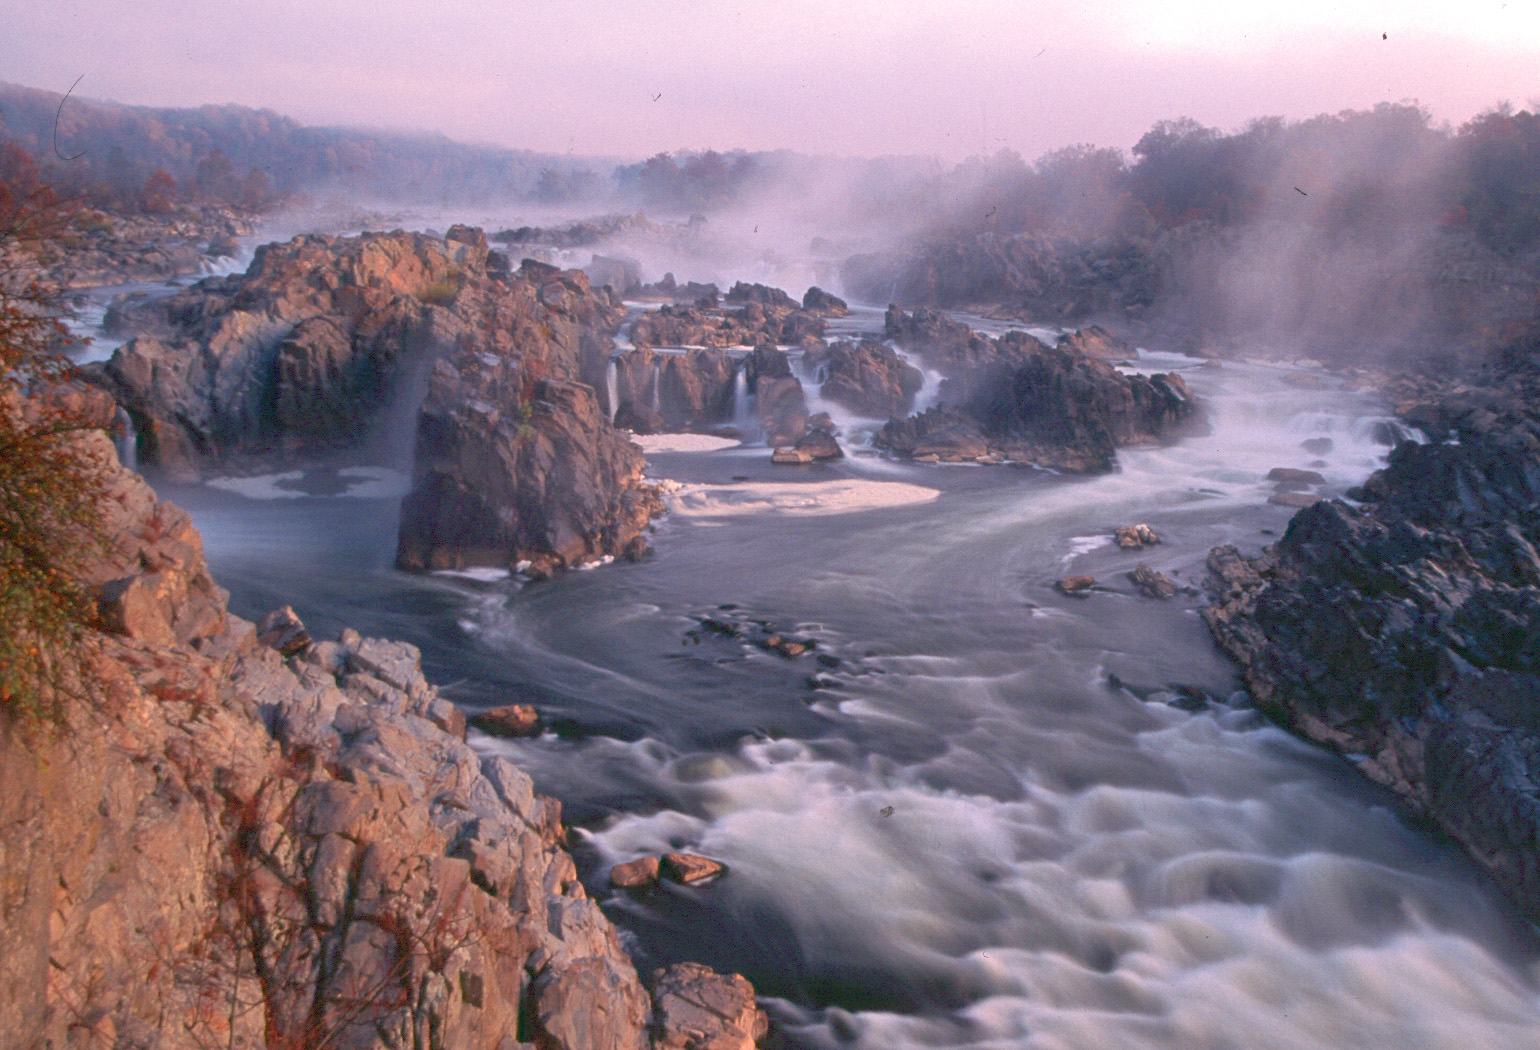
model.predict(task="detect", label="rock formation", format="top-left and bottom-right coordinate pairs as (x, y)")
top-left (609, 347), bottom-right (737, 432)
top-left (1203, 368), bottom-right (1540, 923)
top-left (877, 310), bottom-right (1199, 471)
top-left (628, 294), bottom-right (825, 352)
top-left (0, 432), bottom-right (763, 1050)
top-left (95, 227), bottom-right (623, 480)
top-left (812, 339), bottom-right (924, 418)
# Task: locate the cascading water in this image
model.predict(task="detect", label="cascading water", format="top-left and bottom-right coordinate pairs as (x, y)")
top-left (651, 359), bottom-right (662, 414)
top-left (732, 359), bottom-right (754, 433)
top-left (606, 357), bottom-right (620, 425)
top-left (171, 315), bottom-right (1540, 1050)
top-left (114, 407), bottom-right (137, 472)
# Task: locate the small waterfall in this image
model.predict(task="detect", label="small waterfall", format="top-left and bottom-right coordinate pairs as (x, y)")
top-left (606, 358), bottom-right (620, 425)
top-left (732, 361), bottom-right (753, 432)
top-left (114, 407), bottom-right (137, 472)
top-left (650, 360), bottom-right (662, 414)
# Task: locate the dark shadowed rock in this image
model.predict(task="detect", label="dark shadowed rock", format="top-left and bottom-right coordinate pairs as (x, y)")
top-left (816, 339), bottom-right (925, 418)
top-left (724, 281), bottom-right (797, 310)
top-left (802, 286), bottom-right (849, 315)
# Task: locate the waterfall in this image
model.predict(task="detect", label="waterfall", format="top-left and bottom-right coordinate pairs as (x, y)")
top-left (650, 360), bottom-right (662, 414)
top-left (114, 407), bottom-right (137, 472)
top-left (732, 361), bottom-right (752, 431)
top-left (606, 358), bottom-right (620, 425)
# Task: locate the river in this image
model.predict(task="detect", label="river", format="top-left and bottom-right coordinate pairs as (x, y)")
top-left (156, 318), bottom-right (1540, 1050)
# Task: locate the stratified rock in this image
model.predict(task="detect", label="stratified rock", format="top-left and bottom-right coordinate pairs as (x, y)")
top-left (816, 339), bottom-right (924, 418)
top-left (652, 963), bottom-right (769, 1050)
top-left (469, 703), bottom-right (542, 738)
top-left (661, 852), bottom-right (726, 885)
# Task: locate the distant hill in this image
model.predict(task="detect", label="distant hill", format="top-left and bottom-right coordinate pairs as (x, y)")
top-left (0, 80), bottom-right (606, 207)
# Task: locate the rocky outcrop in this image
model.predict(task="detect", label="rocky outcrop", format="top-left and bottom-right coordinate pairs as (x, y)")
top-left (397, 361), bottom-right (662, 573)
top-left (877, 311), bottom-right (1199, 472)
top-left (31, 205), bottom-right (255, 288)
top-left (1057, 324), bottom-right (1132, 361)
top-left (801, 286), bottom-right (848, 316)
top-left (0, 434), bottom-right (761, 1049)
top-left (746, 345), bottom-right (807, 446)
top-left (1202, 371), bottom-right (1540, 922)
top-left (610, 348), bottom-right (737, 432)
top-left (812, 339), bottom-right (924, 418)
top-left (629, 288), bottom-right (825, 351)
top-left (96, 229), bottom-right (624, 479)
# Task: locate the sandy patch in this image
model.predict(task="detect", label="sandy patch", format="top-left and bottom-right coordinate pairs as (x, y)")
top-left (630, 433), bottom-right (742, 453)
top-left (668, 479), bottom-right (939, 518)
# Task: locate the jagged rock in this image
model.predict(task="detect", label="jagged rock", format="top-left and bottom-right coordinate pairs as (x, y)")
top-left (1057, 325), bottom-right (1132, 361)
top-left (1203, 378), bottom-right (1540, 924)
top-left (793, 426), bottom-right (843, 461)
top-left (1, 445), bottom-right (764, 1050)
top-left (815, 339), bottom-right (924, 418)
top-left (469, 703), bottom-right (542, 738)
top-left (1114, 524), bottom-right (1160, 550)
top-left (609, 347), bottom-right (737, 431)
top-left (875, 406), bottom-right (990, 462)
top-left (801, 286), bottom-right (849, 315)
top-left (629, 297), bottom-right (823, 352)
top-left (652, 963), bottom-right (769, 1050)
top-left (884, 305), bottom-right (998, 376)
top-left (610, 856), bottom-right (662, 889)
top-left (1055, 575), bottom-right (1095, 596)
top-left (661, 853), bottom-right (726, 885)
top-left (93, 230), bottom-right (624, 479)
top-left (1128, 563), bottom-right (1177, 599)
top-left (397, 368), bottom-right (663, 572)
top-left (256, 604), bottom-right (311, 656)
top-left (724, 281), bottom-right (797, 310)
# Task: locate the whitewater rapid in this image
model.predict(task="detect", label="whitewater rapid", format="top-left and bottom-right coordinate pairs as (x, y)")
top-left (170, 336), bottom-right (1540, 1050)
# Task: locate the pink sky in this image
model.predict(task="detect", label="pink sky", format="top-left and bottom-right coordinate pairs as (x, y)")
top-left (3, 1), bottom-right (1538, 160)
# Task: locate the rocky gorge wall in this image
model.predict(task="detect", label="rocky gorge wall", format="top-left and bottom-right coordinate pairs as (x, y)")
top-left (0, 433), bottom-right (765, 1050)
top-left (1203, 362), bottom-right (1540, 923)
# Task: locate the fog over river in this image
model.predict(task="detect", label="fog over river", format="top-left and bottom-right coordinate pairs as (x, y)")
top-left (158, 312), bottom-right (1540, 1050)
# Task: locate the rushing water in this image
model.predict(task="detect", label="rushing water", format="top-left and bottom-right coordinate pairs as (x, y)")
top-left (160, 327), bottom-right (1540, 1050)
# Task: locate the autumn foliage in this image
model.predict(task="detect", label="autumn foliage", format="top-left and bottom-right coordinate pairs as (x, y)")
top-left (0, 183), bottom-right (111, 722)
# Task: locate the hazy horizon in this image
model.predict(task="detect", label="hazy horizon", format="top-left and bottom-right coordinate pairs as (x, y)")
top-left (3, 1), bottom-right (1538, 165)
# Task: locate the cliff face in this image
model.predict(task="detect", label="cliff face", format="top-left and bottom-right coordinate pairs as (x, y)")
top-left (0, 438), bottom-right (760, 1050)
top-left (1203, 370), bottom-right (1540, 923)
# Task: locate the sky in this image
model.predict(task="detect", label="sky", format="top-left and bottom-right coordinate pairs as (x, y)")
top-left (3, 0), bottom-right (1539, 162)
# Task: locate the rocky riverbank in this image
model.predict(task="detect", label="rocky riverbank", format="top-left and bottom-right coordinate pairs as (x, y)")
top-left (875, 307), bottom-right (1200, 471)
top-left (0, 431), bottom-right (765, 1050)
top-left (91, 225), bottom-right (664, 574)
top-left (34, 205), bottom-right (256, 288)
top-left (1203, 343), bottom-right (1540, 923)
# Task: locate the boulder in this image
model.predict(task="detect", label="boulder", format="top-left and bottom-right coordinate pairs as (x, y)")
top-left (1055, 575), bottom-right (1095, 596)
top-left (875, 406), bottom-right (989, 462)
top-left (802, 286), bottom-right (849, 315)
top-left (817, 339), bottom-right (925, 418)
top-left (652, 963), bottom-right (769, 1050)
top-left (1128, 563), bottom-right (1177, 599)
top-left (610, 856), bottom-right (662, 889)
top-left (469, 703), bottom-right (542, 738)
top-left (1114, 524), bottom-right (1160, 550)
top-left (661, 852), bottom-right (726, 885)
top-left (794, 426), bottom-right (843, 461)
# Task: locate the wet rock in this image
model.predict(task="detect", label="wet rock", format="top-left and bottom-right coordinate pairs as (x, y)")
top-left (1114, 524), bottom-right (1160, 550)
top-left (1203, 373), bottom-right (1540, 924)
top-left (1128, 563), bottom-right (1177, 599)
top-left (802, 286), bottom-right (849, 315)
top-left (610, 856), bottom-right (661, 889)
top-left (817, 339), bottom-right (924, 418)
top-left (794, 426), bottom-right (843, 461)
top-left (1055, 575), bottom-right (1095, 596)
top-left (652, 963), bottom-right (769, 1050)
top-left (1268, 467), bottom-right (1326, 488)
top-left (1268, 491), bottom-right (1323, 508)
top-left (469, 703), bottom-right (542, 738)
top-left (661, 852), bottom-right (727, 885)
top-left (1057, 325), bottom-right (1132, 361)
top-left (771, 447), bottom-right (814, 465)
